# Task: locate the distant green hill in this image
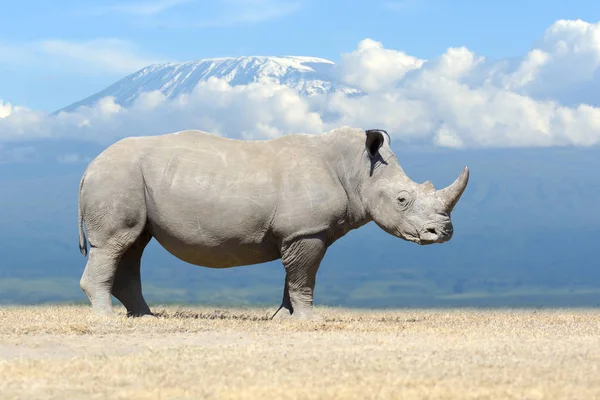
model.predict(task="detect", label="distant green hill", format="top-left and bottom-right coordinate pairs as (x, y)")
top-left (1, 140), bottom-right (600, 308)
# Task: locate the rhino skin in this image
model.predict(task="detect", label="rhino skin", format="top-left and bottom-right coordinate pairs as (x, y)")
top-left (77, 126), bottom-right (469, 319)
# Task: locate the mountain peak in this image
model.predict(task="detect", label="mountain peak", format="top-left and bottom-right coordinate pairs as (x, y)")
top-left (57, 56), bottom-right (360, 113)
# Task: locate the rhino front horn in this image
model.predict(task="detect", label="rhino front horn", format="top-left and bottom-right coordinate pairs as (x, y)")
top-left (438, 166), bottom-right (469, 211)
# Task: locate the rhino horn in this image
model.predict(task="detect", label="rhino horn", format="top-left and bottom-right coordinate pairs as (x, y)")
top-left (438, 166), bottom-right (469, 211)
top-left (422, 180), bottom-right (435, 192)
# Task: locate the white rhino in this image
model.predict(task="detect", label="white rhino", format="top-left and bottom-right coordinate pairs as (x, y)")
top-left (77, 127), bottom-right (469, 319)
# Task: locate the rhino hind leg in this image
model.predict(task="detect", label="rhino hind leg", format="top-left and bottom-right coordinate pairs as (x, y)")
top-left (80, 246), bottom-right (126, 317)
top-left (111, 230), bottom-right (153, 317)
top-left (79, 177), bottom-right (148, 316)
top-left (272, 234), bottom-right (326, 320)
top-left (80, 228), bottom-right (146, 316)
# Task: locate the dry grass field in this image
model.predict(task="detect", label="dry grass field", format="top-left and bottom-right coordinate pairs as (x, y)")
top-left (1, 305), bottom-right (599, 399)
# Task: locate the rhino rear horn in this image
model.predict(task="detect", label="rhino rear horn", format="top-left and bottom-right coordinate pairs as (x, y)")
top-left (438, 166), bottom-right (469, 211)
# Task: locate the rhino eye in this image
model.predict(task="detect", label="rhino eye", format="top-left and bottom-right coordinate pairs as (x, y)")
top-left (397, 192), bottom-right (412, 209)
top-left (398, 196), bottom-right (410, 208)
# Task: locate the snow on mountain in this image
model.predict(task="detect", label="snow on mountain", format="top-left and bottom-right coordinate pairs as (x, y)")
top-left (57, 56), bottom-right (361, 113)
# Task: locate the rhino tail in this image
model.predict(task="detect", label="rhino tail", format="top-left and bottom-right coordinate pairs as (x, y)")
top-left (78, 173), bottom-right (88, 257)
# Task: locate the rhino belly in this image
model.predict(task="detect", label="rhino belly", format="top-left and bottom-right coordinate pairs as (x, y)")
top-left (144, 188), bottom-right (281, 268)
top-left (148, 220), bottom-right (281, 268)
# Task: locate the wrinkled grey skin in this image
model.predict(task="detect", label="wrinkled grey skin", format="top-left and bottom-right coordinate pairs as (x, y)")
top-left (78, 127), bottom-right (469, 319)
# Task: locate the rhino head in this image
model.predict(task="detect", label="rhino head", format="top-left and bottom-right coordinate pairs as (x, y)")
top-left (360, 129), bottom-right (469, 245)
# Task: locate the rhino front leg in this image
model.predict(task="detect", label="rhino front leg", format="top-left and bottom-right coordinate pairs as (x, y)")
top-left (273, 234), bottom-right (326, 320)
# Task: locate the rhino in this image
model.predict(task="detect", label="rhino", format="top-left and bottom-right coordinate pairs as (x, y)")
top-left (77, 126), bottom-right (469, 319)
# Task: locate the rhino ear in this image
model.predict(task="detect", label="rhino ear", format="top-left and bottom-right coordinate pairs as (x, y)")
top-left (365, 129), bottom-right (386, 158)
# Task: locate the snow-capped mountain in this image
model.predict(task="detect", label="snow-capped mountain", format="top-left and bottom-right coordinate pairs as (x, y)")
top-left (58, 56), bottom-right (360, 113)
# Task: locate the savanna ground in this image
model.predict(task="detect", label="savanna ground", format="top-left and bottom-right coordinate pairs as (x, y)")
top-left (1, 305), bottom-right (599, 399)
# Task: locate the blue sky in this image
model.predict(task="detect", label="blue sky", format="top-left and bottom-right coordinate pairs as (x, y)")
top-left (1, 0), bottom-right (600, 111)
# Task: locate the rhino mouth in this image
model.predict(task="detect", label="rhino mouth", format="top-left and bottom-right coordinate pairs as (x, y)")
top-left (402, 233), bottom-right (424, 245)
top-left (395, 226), bottom-right (452, 245)
top-left (417, 225), bottom-right (453, 245)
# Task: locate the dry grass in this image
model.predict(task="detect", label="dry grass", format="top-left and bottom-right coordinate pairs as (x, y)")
top-left (1, 305), bottom-right (600, 399)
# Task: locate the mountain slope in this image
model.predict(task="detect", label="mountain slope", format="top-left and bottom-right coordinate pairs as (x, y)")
top-left (57, 56), bottom-right (360, 112)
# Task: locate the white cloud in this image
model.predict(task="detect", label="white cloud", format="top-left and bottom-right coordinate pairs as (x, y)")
top-left (72, 0), bottom-right (298, 28)
top-left (81, 0), bottom-right (192, 16)
top-left (508, 19), bottom-right (600, 106)
top-left (0, 101), bottom-right (12, 119)
top-left (338, 39), bottom-right (424, 92)
top-left (0, 39), bottom-right (164, 75)
top-left (0, 79), bottom-right (324, 144)
top-left (1, 19), bottom-right (600, 149)
top-left (186, 0), bottom-right (300, 27)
